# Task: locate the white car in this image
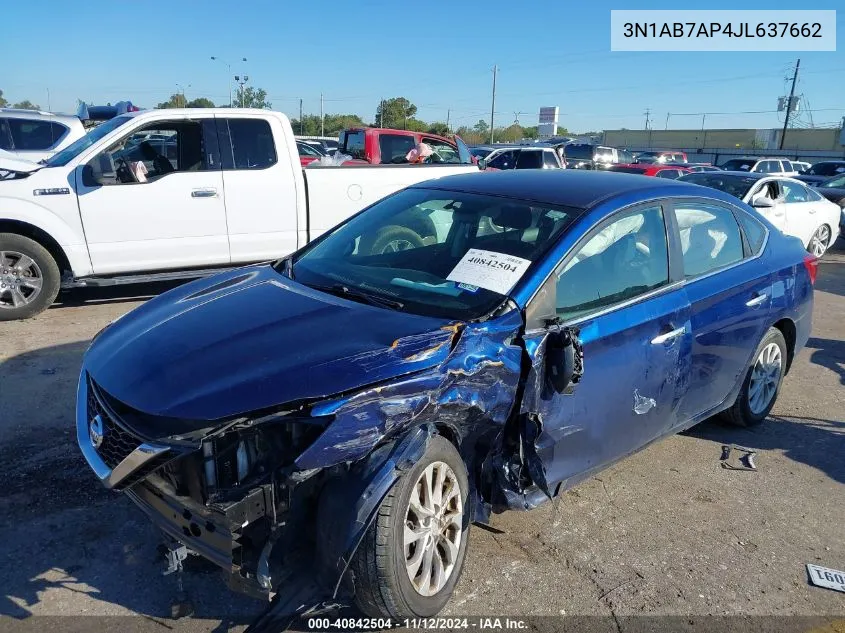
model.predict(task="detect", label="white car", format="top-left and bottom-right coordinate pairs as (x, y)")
top-left (718, 157), bottom-right (799, 177)
top-left (792, 160), bottom-right (812, 173)
top-left (679, 171), bottom-right (840, 257)
top-left (0, 109), bottom-right (86, 162)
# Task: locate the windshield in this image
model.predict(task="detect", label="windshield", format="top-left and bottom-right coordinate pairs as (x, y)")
top-left (679, 173), bottom-right (758, 199)
top-left (820, 174), bottom-right (845, 189)
top-left (286, 188), bottom-right (580, 320)
top-left (720, 158), bottom-right (756, 172)
top-left (563, 144), bottom-right (594, 160)
top-left (43, 115), bottom-right (134, 167)
top-left (808, 162), bottom-right (845, 177)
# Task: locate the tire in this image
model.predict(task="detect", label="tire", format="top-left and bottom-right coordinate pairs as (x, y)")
top-left (0, 233), bottom-right (60, 321)
top-left (721, 327), bottom-right (787, 427)
top-left (351, 435), bottom-right (470, 619)
top-left (361, 226), bottom-right (425, 255)
top-left (807, 224), bottom-right (832, 258)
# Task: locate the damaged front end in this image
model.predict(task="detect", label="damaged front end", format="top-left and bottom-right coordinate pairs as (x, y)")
top-left (76, 304), bottom-right (584, 611)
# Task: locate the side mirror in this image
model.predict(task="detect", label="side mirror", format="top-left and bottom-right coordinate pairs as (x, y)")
top-left (752, 194), bottom-right (775, 209)
top-left (478, 158), bottom-right (487, 170)
top-left (544, 325), bottom-right (583, 394)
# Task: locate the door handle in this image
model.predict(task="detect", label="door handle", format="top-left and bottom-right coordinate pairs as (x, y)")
top-left (651, 326), bottom-right (685, 345)
top-left (191, 188), bottom-right (218, 198)
top-left (745, 293), bottom-right (768, 308)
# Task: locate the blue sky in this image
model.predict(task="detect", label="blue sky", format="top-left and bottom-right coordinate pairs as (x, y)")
top-left (2, 0), bottom-right (843, 133)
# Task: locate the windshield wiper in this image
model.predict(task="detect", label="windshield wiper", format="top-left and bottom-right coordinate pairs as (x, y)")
top-left (307, 283), bottom-right (405, 310)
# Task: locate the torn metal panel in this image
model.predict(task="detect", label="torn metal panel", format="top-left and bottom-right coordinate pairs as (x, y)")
top-left (296, 311), bottom-right (524, 470)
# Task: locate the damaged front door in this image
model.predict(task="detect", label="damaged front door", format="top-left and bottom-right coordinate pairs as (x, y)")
top-left (520, 203), bottom-right (692, 494)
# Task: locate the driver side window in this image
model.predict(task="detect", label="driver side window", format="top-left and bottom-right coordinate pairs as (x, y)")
top-left (86, 120), bottom-right (213, 185)
top-left (555, 205), bottom-right (669, 321)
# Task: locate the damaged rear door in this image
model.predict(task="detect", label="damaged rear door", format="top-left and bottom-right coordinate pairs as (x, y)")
top-left (519, 202), bottom-right (692, 494)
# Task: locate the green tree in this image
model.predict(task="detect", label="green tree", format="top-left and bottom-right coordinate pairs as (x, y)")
top-left (234, 86), bottom-right (271, 109)
top-left (404, 118), bottom-right (428, 133)
top-left (186, 97), bottom-right (215, 108)
top-left (522, 126), bottom-right (539, 139)
top-left (0, 90), bottom-right (8, 107)
top-left (375, 97), bottom-right (417, 129)
top-left (496, 124), bottom-right (525, 142)
top-left (472, 119), bottom-right (490, 135)
top-left (12, 100), bottom-right (39, 110)
top-left (156, 93), bottom-right (187, 109)
top-left (290, 113), bottom-right (366, 137)
top-left (427, 122), bottom-right (449, 136)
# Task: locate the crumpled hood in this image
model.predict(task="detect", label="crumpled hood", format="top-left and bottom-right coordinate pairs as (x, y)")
top-left (84, 265), bottom-right (459, 421)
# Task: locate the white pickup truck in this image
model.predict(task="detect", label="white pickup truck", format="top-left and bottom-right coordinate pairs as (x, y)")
top-left (0, 108), bottom-right (479, 320)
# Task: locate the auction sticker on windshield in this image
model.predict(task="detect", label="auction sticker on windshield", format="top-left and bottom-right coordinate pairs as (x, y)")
top-left (447, 249), bottom-right (531, 295)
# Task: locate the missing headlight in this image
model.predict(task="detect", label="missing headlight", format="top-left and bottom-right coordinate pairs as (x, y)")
top-left (202, 420), bottom-right (324, 501)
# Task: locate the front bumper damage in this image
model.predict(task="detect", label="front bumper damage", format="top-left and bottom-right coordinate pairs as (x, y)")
top-left (76, 310), bottom-right (583, 623)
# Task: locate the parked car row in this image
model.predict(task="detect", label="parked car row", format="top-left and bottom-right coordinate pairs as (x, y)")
top-left (0, 109), bottom-right (478, 320)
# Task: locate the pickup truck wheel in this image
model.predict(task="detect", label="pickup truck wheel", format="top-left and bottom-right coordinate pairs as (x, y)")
top-left (0, 234), bottom-right (60, 321)
top-left (721, 327), bottom-right (787, 427)
top-left (352, 435), bottom-right (470, 618)
top-left (362, 226), bottom-right (425, 255)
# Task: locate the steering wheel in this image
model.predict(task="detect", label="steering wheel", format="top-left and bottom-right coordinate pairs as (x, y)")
top-left (114, 155), bottom-right (138, 184)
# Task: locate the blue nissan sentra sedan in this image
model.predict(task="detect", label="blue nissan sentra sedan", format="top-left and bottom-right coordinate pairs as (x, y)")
top-left (77, 170), bottom-right (815, 621)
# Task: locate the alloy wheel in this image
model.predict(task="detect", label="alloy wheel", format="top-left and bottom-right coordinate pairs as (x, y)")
top-left (0, 251), bottom-right (43, 310)
top-left (809, 225), bottom-right (831, 258)
top-left (748, 342), bottom-right (782, 415)
top-left (403, 461), bottom-right (463, 597)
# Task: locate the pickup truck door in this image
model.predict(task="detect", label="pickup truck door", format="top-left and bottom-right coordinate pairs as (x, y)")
top-left (215, 115), bottom-right (300, 263)
top-left (75, 116), bottom-right (229, 274)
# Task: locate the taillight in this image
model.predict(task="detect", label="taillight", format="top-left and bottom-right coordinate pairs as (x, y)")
top-left (803, 254), bottom-right (819, 285)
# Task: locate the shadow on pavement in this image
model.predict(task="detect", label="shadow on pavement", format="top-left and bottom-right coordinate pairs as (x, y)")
top-left (815, 241), bottom-right (845, 297)
top-left (51, 280), bottom-right (188, 309)
top-left (804, 336), bottom-right (845, 386)
top-left (0, 341), bottom-right (264, 627)
top-left (686, 414), bottom-right (845, 485)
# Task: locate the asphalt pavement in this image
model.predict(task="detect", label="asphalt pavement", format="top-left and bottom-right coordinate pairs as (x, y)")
top-left (1, 243), bottom-right (843, 633)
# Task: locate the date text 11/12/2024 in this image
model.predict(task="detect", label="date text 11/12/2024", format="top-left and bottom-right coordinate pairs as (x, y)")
top-left (305, 617), bottom-right (530, 630)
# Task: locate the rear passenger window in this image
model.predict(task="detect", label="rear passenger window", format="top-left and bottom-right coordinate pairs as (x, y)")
top-left (218, 118), bottom-right (277, 170)
top-left (555, 205), bottom-right (669, 320)
top-left (675, 204), bottom-right (744, 278)
top-left (6, 119), bottom-right (68, 150)
top-left (736, 211), bottom-right (767, 255)
top-left (543, 151), bottom-right (559, 168)
top-left (656, 169), bottom-right (679, 179)
top-left (379, 134), bottom-right (417, 164)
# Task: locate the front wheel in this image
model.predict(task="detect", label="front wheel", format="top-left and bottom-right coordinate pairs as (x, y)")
top-left (0, 233), bottom-right (61, 321)
top-left (721, 327), bottom-right (787, 427)
top-left (352, 435), bottom-right (470, 618)
top-left (808, 224), bottom-right (832, 258)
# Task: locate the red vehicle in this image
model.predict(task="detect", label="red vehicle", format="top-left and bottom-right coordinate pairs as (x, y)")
top-left (607, 163), bottom-right (692, 179)
top-left (296, 140), bottom-right (324, 167)
top-left (634, 150), bottom-right (688, 164)
top-left (338, 127), bottom-right (475, 165)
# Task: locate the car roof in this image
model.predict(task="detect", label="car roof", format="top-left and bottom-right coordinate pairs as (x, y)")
top-left (0, 108), bottom-right (81, 125)
top-left (412, 169), bottom-right (705, 209)
top-left (689, 170), bottom-right (767, 180)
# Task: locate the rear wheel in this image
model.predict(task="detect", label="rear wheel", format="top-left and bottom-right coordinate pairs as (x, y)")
top-left (352, 435), bottom-right (470, 618)
top-left (808, 225), bottom-right (832, 258)
top-left (721, 327), bottom-right (787, 427)
top-left (0, 233), bottom-right (60, 321)
top-left (362, 225), bottom-right (426, 255)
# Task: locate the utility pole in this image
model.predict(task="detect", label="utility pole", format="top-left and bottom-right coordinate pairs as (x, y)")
top-left (446, 109), bottom-right (451, 133)
top-left (211, 56), bottom-right (246, 108)
top-left (643, 108), bottom-right (651, 130)
top-left (234, 75), bottom-right (249, 107)
top-left (46, 88), bottom-right (51, 112)
top-left (320, 93), bottom-right (324, 137)
top-left (490, 65), bottom-right (498, 144)
top-left (665, 112), bottom-right (670, 130)
top-left (379, 98), bottom-right (384, 127)
top-left (780, 58), bottom-right (800, 149)
top-left (299, 98), bottom-right (303, 135)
